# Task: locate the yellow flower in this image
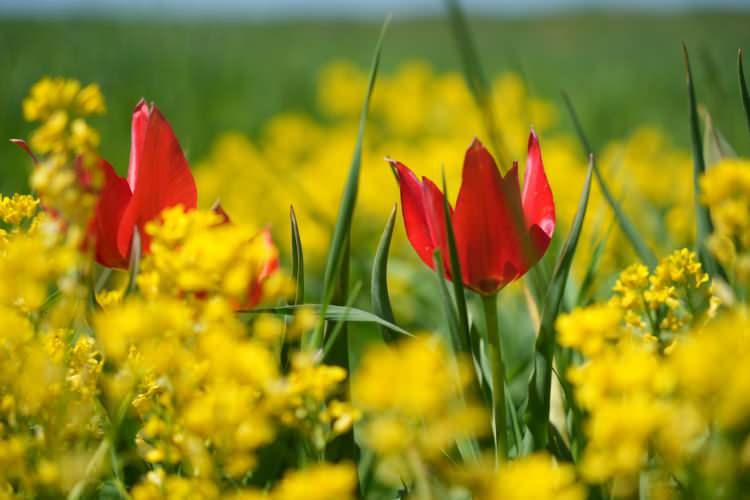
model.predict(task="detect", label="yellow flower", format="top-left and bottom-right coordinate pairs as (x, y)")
top-left (490, 454), bottom-right (585, 500)
top-left (140, 206), bottom-right (289, 306)
top-left (0, 194), bottom-right (39, 225)
top-left (272, 463), bottom-right (357, 500)
top-left (23, 77), bottom-right (105, 122)
top-left (700, 157), bottom-right (750, 282)
top-left (557, 303), bottom-right (622, 357)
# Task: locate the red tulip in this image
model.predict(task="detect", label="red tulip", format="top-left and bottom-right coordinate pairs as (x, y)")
top-left (388, 131), bottom-right (555, 295)
top-left (90, 100), bottom-right (198, 269)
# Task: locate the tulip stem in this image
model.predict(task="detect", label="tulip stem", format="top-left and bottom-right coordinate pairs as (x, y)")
top-left (481, 293), bottom-right (507, 464)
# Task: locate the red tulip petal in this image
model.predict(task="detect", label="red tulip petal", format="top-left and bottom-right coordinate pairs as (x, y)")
top-left (421, 176), bottom-right (452, 274)
top-left (91, 159), bottom-right (132, 268)
top-left (127, 99), bottom-right (150, 190)
top-left (521, 130), bottom-right (555, 256)
top-left (9, 139), bottom-right (38, 164)
top-left (454, 139), bottom-right (525, 294)
top-left (117, 104), bottom-right (198, 257)
top-left (388, 159), bottom-right (451, 272)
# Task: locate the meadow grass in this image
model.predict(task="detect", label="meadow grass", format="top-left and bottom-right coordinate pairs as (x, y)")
top-left (1, 12), bottom-right (749, 193)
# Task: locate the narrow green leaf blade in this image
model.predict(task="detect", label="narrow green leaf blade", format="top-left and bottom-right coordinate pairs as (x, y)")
top-left (243, 304), bottom-right (412, 338)
top-left (432, 250), bottom-right (462, 350)
top-left (322, 282), bottom-right (363, 360)
top-left (683, 44), bottom-right (721, 277)
top-left (740, 49), bottom-right (750, 138)
top-left (371, 206), bottom-right (398, 343)
top-left (701, 108), bottom-right (737, 167)
top-left (290, 205), bottom-right (304, 305)
top-left (441, 169), bottom-right (471, 356)
top-left (527, 156), bottom-right (594, 452)
top-left (561, 91), bottom-right (657, 268)
top-left (444, 0), bottom-right (508, 166)
top-left (125, 228), bottom-right (142, 297)
top-left (312, 17), bottom-right (390, 349)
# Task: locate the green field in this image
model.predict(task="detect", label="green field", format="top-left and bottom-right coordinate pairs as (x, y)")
top-left (1, 12), bottom-right (749, 193)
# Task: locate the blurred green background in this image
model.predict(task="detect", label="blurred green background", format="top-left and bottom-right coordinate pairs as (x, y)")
top-left (1, 12), bottom-right (749, 194)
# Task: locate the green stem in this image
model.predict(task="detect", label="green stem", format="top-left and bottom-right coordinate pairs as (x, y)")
top-left (481, 293), bottom-right (507, 464)
top-left (406, 448), bottom-right (433, 500)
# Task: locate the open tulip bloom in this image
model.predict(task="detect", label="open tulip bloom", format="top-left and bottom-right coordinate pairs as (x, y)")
top-left (388, 131), bottom-right (555, 295)
top-left (88, 100), bottom-right (278, 307)
top-left (389, 131), bottom-right (555, 461)
top-left (90, 100), bottom-right (197, 269)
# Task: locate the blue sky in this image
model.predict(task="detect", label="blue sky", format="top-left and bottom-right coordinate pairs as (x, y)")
top-left (0, 0), bottom-right (747, 18)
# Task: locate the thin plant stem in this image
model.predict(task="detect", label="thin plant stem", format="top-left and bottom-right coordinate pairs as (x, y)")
top-left (481, 293), bottom-right (507, 464)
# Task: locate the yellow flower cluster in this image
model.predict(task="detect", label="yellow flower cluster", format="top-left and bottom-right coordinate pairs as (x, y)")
top-left (0, 217), bottom-right (76, 313)
top-left (23, 76), bottom-right (105, 156)
top-left (22, 77), bottom-right (107, 241)
top-left (670, 309), bottom-right (750, 432)
top-left (95, 296), bottom-right (278, 477)
top-left (93, 291), bottom-right (354, 486)
top-left (0, 306), bottom-right (105, 496)
top-left (557, 249), bottom-right (748, 496)
top-left (0, 194), bottom-right (38, 226)
top-left (486, 453), bottom-right (585, 500)
top-left (267, 352), bottom-right (359, 448)
top-left (138, 206), bottom-right (292, 306)
top-left (453, 453), bottom-right (585, 500)
top-left (353, 335), bottom-right (488, 489)
top-left (700, 157), bottom-right (750, 282)
top-left (610, 249), bottom-right (715, 341)
top-left (131, 462), bottom-right (357, 500)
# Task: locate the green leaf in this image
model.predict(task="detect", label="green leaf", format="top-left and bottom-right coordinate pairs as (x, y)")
top-left (290, 205), bottom-right (305, 305)
top-left (561, 91), bottom-right (657, 269)
top-left (371, 206), bottom-right (398, 343)
top-left (125, 228), bottom-right (142, 297)
top-left (322, 282), bottom-right (363, 360)
top-left (441, 169), bottom-right (471, 357)
top-left (431, 250), bottom-right (462, 350)
top-left (311, 16), bottom-right (390, 349)
top-left (527, 156), bottom-right (594, 452)
top-left (444, 0), bottom-right (508, 166)
top-left (740, 49), bottom-right (750, 138)
top-left (574, 231), bottom-right (609, 307)
top-left (683, 44), bottom-right (721, 278)
top-left (701, 107), bottom-right (737, 167)
top-left (243, 304), bottom-right (412, 338)
top-left (430, 250), bottom-right (482, 462)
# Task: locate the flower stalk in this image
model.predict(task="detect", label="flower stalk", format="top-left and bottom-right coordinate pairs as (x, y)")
top-left (481, 292), bottom-right (506, 464)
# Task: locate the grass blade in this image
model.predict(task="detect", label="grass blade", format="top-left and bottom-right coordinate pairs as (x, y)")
top-left (432, 250), bottom-right (462, 349)
top-left (371, 206), bottom-right (398, 343)
top-left (242, 304), bottom-right (412, 338)
top-left (290, 205), bottom-right (304, 305)
top-left (441, 169), bottom-right (471, 356)
top-left (701, 108), bottom-right (737, 167)
top-left (740, 49), bottom-right (750, 138)
top-left (311, 16), bottom-right (390, 350)
top-left (432, 250), bottom-right (482, 461)
top-left (125, 229), bottom-right (141, 297)
top-left (444, 0), bottom-right (508, 166)
top-left (683, 43), bottom-right (721, 277)
top-left (527, 156), bottom-right (594, 452)
top-left (561, 91), bottom-right (657, 268)
top-left (322, 282), bottom-right (363, 360)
